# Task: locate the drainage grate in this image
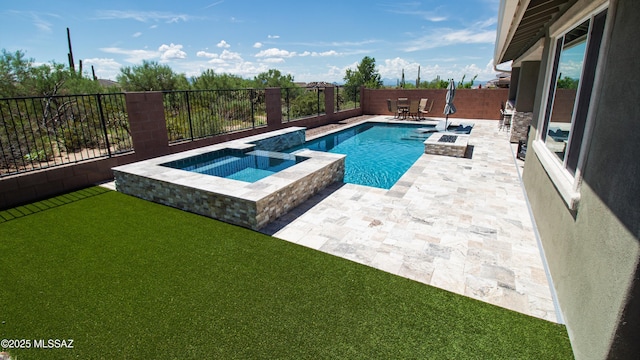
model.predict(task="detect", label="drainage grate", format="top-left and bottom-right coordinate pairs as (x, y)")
top-left (438, 135), bottom-right (458, 143)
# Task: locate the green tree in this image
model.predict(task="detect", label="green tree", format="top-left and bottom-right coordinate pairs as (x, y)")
top-left (343, 56), bottom-right (382, 101)
top-left (418, 76), bottom-right (450, 89)
top-left (343, 56), bottom-right (383, 89)
top-left (556, 76), bottom-right (579, 89)
top-left (253, 69), bottom-right (296, 88)
top-left (458, 74), bottom-right (478, 89)
top-left (290, 91), bottom-right (324, 117)
top-left (1, 49), bottom-right (105, 97)
top-left (117, 60), bottom-right (189, 91)
top-left (192, 69), bottom-right (251, 90)
top-left (0, 49), bottom-right (33, 97)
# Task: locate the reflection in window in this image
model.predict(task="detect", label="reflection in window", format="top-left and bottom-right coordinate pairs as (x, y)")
top-left (544, 21), bottom-right (588, 162)
top-left (541, 9), bottom-right (607, 175)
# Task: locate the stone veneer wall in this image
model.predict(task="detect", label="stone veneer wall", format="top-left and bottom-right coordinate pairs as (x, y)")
top-left (114, 171), bottom-right (256, 227)
top-left (113, 155), bottom-right (344, 230)
top-left (424, 133), bottom-right (469, 158)
top-left (510, 111), bottom-right (533, 143)
top-left (254, 159), bottom-right (344, 228)
top-left (250, 130), bottom-right (305, 152)
top-left (425, 144), bottom-right (467, 157)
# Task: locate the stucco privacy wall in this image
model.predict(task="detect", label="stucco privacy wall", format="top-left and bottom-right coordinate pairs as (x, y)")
top-left (361, 88), bottom-right (509, 119)
top-left (521, 0), bottom-right (640, 358)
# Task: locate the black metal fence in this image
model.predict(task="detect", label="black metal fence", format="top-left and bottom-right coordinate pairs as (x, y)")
top-left (280, 86), bottom-right (360, 123)
top-left (335, 86), bottom-right (360, 112)
top-left (163, 89), bottom-right (266, 144)
top-left (281, 86), bottom-right (326, 123)
top-left (0, 93), bottom-right (132, 177)
top-left (0, 87), bottom-right (361, 177)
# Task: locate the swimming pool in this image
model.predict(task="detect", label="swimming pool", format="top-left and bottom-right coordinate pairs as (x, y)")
top-left (285, 123), bottom-right (431, 189)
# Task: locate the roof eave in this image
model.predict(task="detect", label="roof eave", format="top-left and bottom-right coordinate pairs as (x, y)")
top-left (494, 0), bottom-right (527, 66)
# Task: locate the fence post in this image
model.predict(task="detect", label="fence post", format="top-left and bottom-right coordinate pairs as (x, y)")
top-left (185, 91), bottom-right (194, 140)
top-left (125, 92), bottom-right (169, 160)
top-left (324, 86), bottom-right (335, 119)
top-left (265, 87), bottom-right (283, 129)
top-left (285, 88), bottom-right (290, 122)
top-left (96, 94), bottom-right (112, 157)
top-left (250, 89), bottom-right (256, 129)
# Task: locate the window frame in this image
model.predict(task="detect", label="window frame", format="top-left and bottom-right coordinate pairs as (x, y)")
top-left (533, 4), bottom-right (609, 210)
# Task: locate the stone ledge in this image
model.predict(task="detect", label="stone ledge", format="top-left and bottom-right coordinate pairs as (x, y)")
top-left (424, 132), bottom-right (470, 158)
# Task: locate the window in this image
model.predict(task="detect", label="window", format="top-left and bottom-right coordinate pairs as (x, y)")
top-left (540, 9), bottom-right (607, 175)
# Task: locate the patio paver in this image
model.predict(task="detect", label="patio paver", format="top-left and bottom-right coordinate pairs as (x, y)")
top-left (261, 116), bottom-right (560, 323)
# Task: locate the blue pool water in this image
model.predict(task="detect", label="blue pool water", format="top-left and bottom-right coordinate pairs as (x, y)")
top-left (161, 149), bottom-right (307, 183)
top-left (285, 123), bottom-right (433, 189)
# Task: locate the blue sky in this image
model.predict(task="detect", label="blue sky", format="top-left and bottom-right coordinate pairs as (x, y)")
top-left (1, 0), bottom-right (504, 84)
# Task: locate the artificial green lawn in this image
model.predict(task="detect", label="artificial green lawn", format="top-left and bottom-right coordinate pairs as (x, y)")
top-left (0, 187), bottom-right (573, 359)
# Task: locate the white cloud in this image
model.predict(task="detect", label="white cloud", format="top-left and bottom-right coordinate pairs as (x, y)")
top-left (158, 43), bottom-right (187, 61)
top-left (558, 59), bottom-right (585, 79)
top-left (197, 51), bottom-right (218, 59)
top-left (255, 48), bottom-right (296, 58)
top-left (294, 50), bottom-right (342, 57)
top-left (132, 32), bottom-right (142, 38)
top-left (295, 64), bottom-right (348, 83)
top-left (312, 50), bottom-right (340, 57)
top-left (253, 42), bottom-right (263, 48)
top-left (32, 14), bottom-right (53, 32)
top-left (219, 49), bottom-right (242, 61)
top-left (204, 1), bottom-right (224, 9)
top-left (206, 60), bottom-right (269, 78)
top-left (382, 3), bottom-right (448, 22)
top-left (378, 57), bottom-right (422, 79)
top-left (100, 47), bottom-right (158, 63)
top-left (82, 58), bottom-right (122, 79)
top-left (374, 56), bottom-right (499, 84)
top-left (404, 28), bottom-right (496, 52)
top-left (442, 29), bottom-right (496, 44)
top-left (217, 40), bottom-right (230, 48)
top-left (267, 35), bottom-right (280, 39)
top-left (95, 10), bottom-right (191, 23)
top-left (263, 58), bottom-right (285, 63)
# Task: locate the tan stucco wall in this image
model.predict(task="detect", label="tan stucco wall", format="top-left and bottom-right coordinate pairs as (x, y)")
top-left (523, 149), bottom-right (639, 359)
top-left (521, 0), bottom-right (640, 358)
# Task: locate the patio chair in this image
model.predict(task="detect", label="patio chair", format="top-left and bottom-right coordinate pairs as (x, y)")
top-left (499, 109), bottom-right (512, 131)
top-left (387, 99), bottom-right (402, 119)
top-left (419, 98), bottom-right (434, 119)
top-left (408, 100), bottom-right (420, 120)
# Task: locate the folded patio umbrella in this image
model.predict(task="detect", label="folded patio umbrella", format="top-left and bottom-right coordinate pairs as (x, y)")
top-left (443, 79), bottom-right (456, 130)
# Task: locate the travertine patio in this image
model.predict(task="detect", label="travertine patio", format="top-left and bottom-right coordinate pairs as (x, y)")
top-left (261, 115), bottom-right (561, 323)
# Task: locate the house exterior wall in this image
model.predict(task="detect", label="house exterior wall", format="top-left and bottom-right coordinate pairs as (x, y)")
top-left (520, 0), bottom-right (640, 358)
